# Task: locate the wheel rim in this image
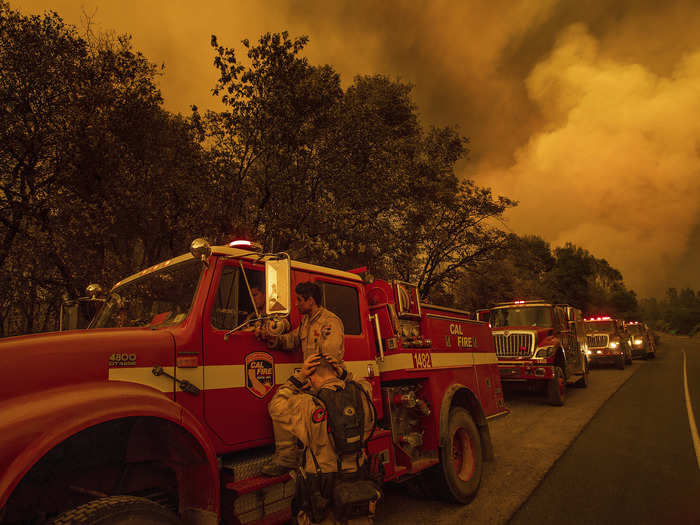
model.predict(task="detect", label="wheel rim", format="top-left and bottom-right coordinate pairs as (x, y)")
top-left (452, 427), bottom-right (475, 482)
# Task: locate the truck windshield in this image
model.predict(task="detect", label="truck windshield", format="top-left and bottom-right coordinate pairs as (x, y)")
top-left (584, 321), bottom-right (615, 333)
top-left (490, 306), bottom-right (552, 328)
top-left (91, 258), bottom-right (203, 329)
top-left (627, 325), bottom-right (643, 335)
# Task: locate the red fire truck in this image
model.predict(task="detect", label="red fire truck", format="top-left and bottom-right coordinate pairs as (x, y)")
top-left (0, 240), bottom-right (507, 525)
top-left (584, 316), bottom-right (633, 369)
top-left (487, 300), bottom-right (589, 406)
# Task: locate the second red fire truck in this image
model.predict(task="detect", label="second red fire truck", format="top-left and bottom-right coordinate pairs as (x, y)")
top-left (0, 239), bottom-right (507, 524)
top-left (486, 300), bottom-right (589, 406)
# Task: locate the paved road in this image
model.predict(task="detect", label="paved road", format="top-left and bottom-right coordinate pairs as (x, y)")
top-left (376, 352), bottom-right (644, 524)
top-left (510, 334), bottom-right (700, 524)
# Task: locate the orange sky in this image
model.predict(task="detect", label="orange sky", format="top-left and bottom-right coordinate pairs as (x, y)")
top-left (18, 0), bottom-right (700, 297)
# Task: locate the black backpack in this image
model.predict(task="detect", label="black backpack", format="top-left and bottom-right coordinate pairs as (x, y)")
top-left (305, 381), bottom-right (381, 522)
top-left (315, 381), bottom-right (369, 460)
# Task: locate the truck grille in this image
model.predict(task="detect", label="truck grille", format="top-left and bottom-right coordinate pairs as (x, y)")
top-left (493, 333), bottom-right (534, 357)
top-left (587, 334), bottom-right (609, 348)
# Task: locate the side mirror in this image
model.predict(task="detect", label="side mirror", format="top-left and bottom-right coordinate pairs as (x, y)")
top-left (85, 283), bottom-right (104, 299)
top-left (265, 255), bottom-right (291, 316)
top-left (476, 309), bottom-right (490, 323)
top-left (190, 238), bottom-right (212, 266)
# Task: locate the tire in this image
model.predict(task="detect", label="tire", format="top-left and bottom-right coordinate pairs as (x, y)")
top-left (575, 364), bottom-right (589, 388)
top-left (648, 352), bottom-right (656, 359)
top-left (616, 355), bottom-right (625, 370)
top-left (429, 407), bottom-right (483, 504)
top-left (547, 366), bottom-right (566, 406)
top-left (49, 496), bottom-right (182, 525)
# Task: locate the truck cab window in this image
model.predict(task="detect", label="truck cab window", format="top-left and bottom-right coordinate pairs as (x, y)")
top-left (211, 267), bottom-right (264, 330)
top-left (92, 258), bottom-right (202, 329)
top-left (321, 282), bottom-right (362, 335)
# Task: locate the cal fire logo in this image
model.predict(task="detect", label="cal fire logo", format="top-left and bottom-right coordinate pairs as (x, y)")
top-left (245, 352), bottom-right (275, 398)
top-left (312, 407), bottom-right (326, 423)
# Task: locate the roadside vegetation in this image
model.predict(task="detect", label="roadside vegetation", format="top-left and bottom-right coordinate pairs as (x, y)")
top-left (0, 3), bottom-right (677, 336)
top-left (640, 289), bottom-right (700, 336)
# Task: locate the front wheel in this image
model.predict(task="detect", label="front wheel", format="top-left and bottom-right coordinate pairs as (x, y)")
top-left (429, 407), bottom-right (483, 504)
top-left (547, 366), bottom-right (566, 405)
top-left (616, 355), bottom-right (625, 370)
top-left (50, 496), bottom-right (182, 525)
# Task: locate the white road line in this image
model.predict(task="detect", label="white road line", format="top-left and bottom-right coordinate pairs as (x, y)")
top-left (682, 350), bottom-right (700, 469)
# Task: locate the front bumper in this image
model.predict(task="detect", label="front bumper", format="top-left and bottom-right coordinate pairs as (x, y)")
top-left (631, 344), bottom-right (647, 358)
top-left (498, 361), bottom-right (554, 382)
top-left (588, 348), bottom-right (624, 365)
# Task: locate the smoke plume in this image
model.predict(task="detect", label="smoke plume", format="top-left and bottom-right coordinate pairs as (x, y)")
top-left (18, 0), bottom-right (700, 296)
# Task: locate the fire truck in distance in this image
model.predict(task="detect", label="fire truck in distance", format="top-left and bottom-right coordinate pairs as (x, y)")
top-left (487, 300), bottom-right (589, 406)
top-left (583, 316), bottom-right (633, 369)
top-left (0, 239), bottom-right (507, 525)
top-left (624, 321), bottom-right (656, 360)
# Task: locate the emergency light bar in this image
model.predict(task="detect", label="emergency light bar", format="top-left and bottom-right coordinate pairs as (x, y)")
top-left (229, 240), bottom-right (263, 252)
top-left (584, 316), bottom-right (612, 321)
top-left (493, 299), bottom-right (548, 307)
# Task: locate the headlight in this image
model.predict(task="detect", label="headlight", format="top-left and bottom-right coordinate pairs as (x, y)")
top-left (585, 349), bottom-right (592, 355)
top-left (634, 338), bottom-right (643, 345)
top-left (608, 341), bottom-right (619, 349)
top-left (534, 346), bottom-right (555, 358)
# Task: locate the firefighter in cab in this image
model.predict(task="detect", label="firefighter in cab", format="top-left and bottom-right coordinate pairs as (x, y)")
top-left (273, 352), bottom-right (380, 524)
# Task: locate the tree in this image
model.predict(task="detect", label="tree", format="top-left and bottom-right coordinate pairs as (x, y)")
top-left (545, 243), bottom-right (597, 308)
top-left (397, 180), bottom-right (514, 299)
top-left (200, 32), bottom-right (514, 299)
top-left (454, 235), bottom-right (639, 318)
top-left (200, 32), bottom-right (344, 252)
top-left (454, 234), bottom-right (554, 310)
top-left (0, 3), bottom-right (212, 336)
top-left (650, 287), bottom-right (700, 334)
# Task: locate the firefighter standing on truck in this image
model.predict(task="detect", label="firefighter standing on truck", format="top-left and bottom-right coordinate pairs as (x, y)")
top-left (279, 353), bottom-right (379, 524)
top-left (257, 281), bottom-right (347, 476)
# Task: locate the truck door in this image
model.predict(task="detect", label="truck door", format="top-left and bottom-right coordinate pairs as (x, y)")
top-left (556, 307), bottom-right (579, 376)
top-left (201, 258), bottom-right (297, 446)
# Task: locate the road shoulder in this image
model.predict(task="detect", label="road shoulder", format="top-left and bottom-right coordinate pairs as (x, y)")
top-left (376, 361), bottom-right (642, 524)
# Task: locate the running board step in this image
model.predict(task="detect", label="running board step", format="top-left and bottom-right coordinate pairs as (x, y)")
top-left (225, 473), bottom-right (292, 496)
